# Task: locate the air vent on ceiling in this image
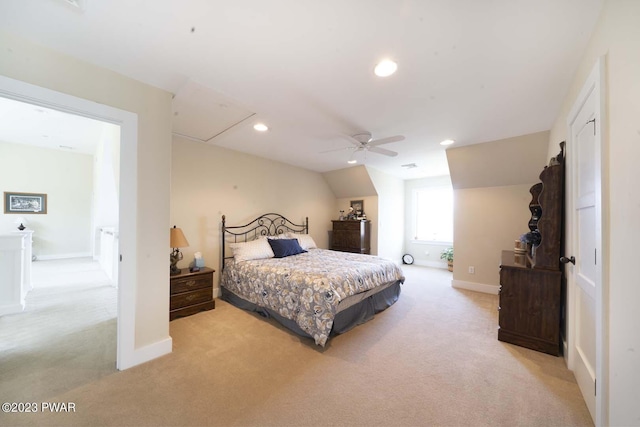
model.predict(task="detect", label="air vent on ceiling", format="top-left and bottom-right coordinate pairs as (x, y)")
top-left (401, 163), bottom-right (418, 169)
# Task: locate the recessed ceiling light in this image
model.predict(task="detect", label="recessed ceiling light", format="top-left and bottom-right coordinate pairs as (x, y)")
top-left (253, 123), bottom-right (268, 132)
top-left (440, 139), bottom-right (455, 146)
top-left (374, 60), bottom-right (398, 77)
top-left (347, 159), bottom-right (357, 164)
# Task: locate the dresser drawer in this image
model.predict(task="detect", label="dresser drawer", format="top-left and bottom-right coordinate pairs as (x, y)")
top-left (332, 221), bottom-right (362, 231)
top-left (170, 287), bottom-right (213, 310)
top-left (171, 273), bottom-right (211, 294)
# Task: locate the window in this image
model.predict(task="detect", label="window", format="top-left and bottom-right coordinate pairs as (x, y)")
top-left (413, 186), bottom-right (453, 243)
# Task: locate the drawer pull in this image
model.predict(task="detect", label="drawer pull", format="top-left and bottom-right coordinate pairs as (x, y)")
top-left (185, 294), bottom-right (197, 302)
top-left (185, 280), bottom-right (197, 287)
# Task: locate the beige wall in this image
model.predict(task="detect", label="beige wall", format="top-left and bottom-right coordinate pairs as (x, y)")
top-left (0, 31), bottom-right (173, 354)
top-left (453, 184), bottom-right (533, 292)
top-left (322, 166), bottom-right (377, 198)
top-left (547, 1), bottom-right (640, 423)
top-left (0, 141), bottom-right (93, 257)
top-left (171, 137), bottom-right (337, 291)
top-left (447, 131), bottom-right (550, 189)
top-left (448, 132), bottom-right (550, 293)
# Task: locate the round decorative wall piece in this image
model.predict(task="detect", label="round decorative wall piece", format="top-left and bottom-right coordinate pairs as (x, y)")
top-left (402, 254), bottom-right (414, 265)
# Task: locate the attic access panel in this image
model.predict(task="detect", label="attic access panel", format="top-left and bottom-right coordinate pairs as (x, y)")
top-left (172, 80), bottom-right (254, 142)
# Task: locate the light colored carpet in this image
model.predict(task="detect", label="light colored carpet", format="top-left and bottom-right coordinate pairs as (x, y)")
top-left (0, 258), bottom-right (117, 403)
top-left (0, 264), bottom-right (593, 426)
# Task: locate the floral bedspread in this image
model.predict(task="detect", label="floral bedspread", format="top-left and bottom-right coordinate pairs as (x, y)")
top-left (221, 249), bottom-right (405, 346)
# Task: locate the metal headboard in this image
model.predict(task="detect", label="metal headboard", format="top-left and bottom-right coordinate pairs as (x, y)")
top-left (221, 213), bottom-right (309, 271)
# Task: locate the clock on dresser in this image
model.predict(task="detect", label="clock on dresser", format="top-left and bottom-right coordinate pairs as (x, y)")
top-left (169, 267), bottom-right (215, 320)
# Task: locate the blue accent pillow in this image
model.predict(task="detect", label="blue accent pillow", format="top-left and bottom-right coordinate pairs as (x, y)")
top-left (267, 238), bottom-right (307, 258)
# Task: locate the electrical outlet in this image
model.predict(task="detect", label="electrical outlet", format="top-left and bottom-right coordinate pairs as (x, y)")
top-left (424, 251), bottom-right (429, 256)
top-left (468, 266), bottom-right (475, 274)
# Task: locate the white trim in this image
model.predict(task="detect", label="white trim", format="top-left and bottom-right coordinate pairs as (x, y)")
top-left (410, 240), bottom-right (453, 247)
top-left (566, 56), bottom-right (606, 426)
top-left (0, 75), bottom-right (150, 371)
top-left (36, 252), bottom-right (92, 260)
top-left (119, 337), bottom-right (173, 370)
top-left (0, 302), bottom-right (25, 316)
top-left (452, 279), bottom-right (499, 295)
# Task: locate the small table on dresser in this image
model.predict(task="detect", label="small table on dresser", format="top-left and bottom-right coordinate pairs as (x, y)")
top-left (170, 267), bottom-right (215, 320)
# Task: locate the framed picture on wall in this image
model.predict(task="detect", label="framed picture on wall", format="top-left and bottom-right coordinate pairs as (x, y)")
top-left (3, 192), bottom-right (48, 214)
top-left (350, 200), bottom-right (364, 216)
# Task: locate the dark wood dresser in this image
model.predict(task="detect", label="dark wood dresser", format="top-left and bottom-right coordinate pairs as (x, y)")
top-left (331, 220), bottom-right (370, 254)
top-left (170, 267), bottom-right (215, 320)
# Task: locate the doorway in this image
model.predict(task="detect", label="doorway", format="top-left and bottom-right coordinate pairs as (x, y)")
top-left (0, 74), bottom-right (138, 369)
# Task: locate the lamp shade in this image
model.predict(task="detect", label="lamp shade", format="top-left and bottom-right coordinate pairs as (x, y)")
top-left (170, 226), bottom-right (189, 248)
top-left (14, 216), bottom-right (27, 225)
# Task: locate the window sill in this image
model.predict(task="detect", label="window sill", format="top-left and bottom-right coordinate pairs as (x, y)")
top-left (411, 240), bottom-right (453, 246)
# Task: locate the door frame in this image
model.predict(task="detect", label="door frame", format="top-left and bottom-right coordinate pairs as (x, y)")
top-left (0, 75), bottom-right (139, 370)
top-left (565, 56), bottom-right (606, 425)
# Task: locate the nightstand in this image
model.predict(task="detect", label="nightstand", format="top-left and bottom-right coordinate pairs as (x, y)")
top-left (170, 267), bottom-right (215, 320)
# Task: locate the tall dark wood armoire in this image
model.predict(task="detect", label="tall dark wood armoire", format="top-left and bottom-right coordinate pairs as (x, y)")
top-left (498, 143), bottom-right (565, 356)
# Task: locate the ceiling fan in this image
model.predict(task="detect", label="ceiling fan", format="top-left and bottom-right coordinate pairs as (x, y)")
top-left (323, 132), bottom-right (405, 158)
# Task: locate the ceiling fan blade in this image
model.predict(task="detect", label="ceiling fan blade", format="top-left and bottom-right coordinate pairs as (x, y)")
top-left (368, 146), bottom-right (398, 157)
top-left (368, 135), bottom-right (405, 146)
top-left (319, 146), bottom-right (353, 154)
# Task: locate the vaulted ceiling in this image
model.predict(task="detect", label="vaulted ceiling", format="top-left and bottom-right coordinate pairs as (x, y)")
top-left (0, 0), bottom-right (603, 179)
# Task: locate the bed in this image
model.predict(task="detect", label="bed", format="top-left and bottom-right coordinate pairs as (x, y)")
top-left (220, 213), bottom-right (404, 346)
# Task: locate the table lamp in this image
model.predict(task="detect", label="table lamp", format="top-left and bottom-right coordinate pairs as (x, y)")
top-left (170, 225), bottom-right (189, 275)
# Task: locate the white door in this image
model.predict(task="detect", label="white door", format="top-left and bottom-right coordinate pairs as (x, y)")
top-left (566, 59), bottom-right (604, 425)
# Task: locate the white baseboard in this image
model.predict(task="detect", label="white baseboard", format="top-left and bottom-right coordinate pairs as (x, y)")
top-left (0, 302), bottom-right (25, 316)
top-left (452, 279), bottom-right (500, 295)
top-left (119, 336), bottom-right (172, 370)
top-left (36, 252), bottom-right (92, 261)
top-left (412, 260), bottom-right (448, 269)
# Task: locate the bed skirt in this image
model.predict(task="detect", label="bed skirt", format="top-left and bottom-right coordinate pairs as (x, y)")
top-left (221, 281), bottom-right (402, 341)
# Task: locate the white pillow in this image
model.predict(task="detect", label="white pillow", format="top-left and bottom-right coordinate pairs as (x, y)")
top-left (229, 238), bottom-right (274, 262)
top-left (294, 234), bottom-right (317, 250)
